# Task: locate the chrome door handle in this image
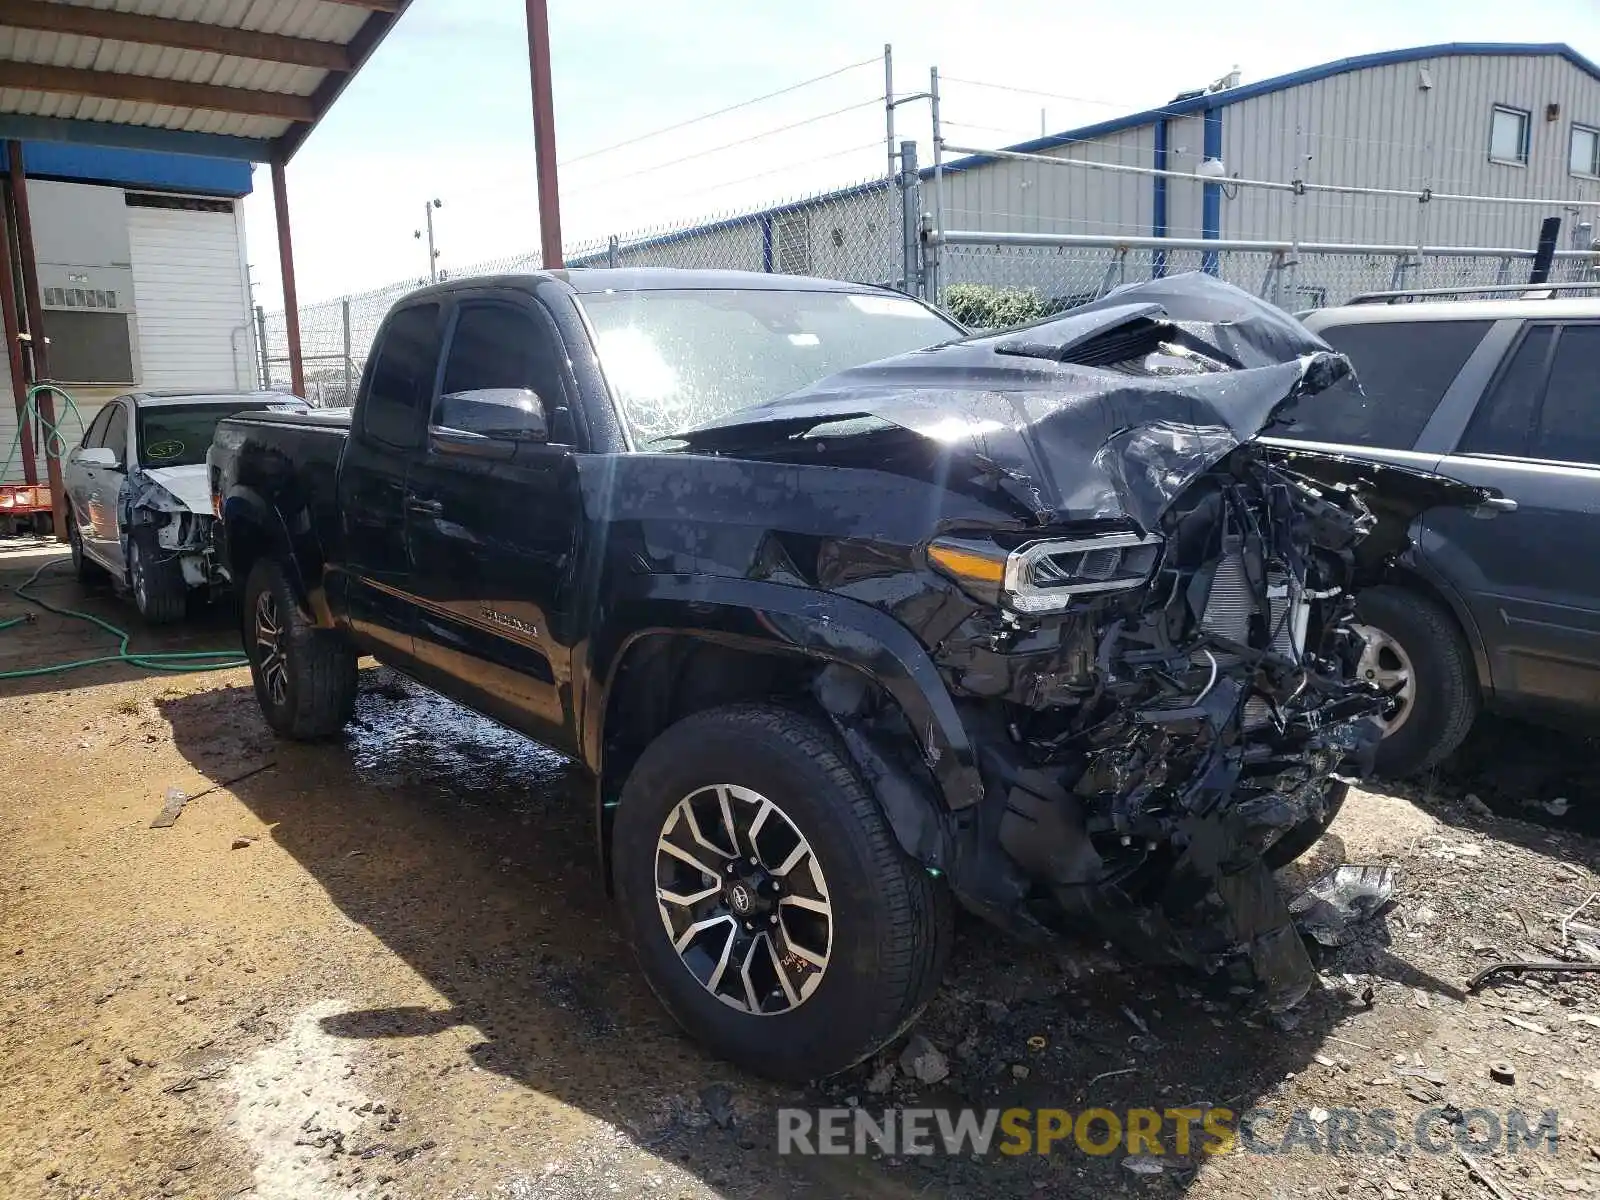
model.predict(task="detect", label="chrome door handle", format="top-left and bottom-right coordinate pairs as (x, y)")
top-left (1480, 496), bottom-right (1518, 512)
top-left (406, 496), bottom-right (443, 516)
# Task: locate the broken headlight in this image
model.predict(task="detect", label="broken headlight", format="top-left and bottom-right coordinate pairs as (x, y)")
top-left (929, 531), bottom-right (1163, 613)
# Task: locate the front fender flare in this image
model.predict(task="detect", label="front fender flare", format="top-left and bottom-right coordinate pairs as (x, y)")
top-left (583, 575), bottom-right (984, 812)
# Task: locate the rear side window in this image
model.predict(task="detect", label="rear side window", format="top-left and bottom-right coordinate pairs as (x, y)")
top-left (1458, 325), bottom-right (1554, 456)
top-left (363, 304), bottom-right (442, 450)
top-left (1274, 320), bottom-right (1490, 449)
top-left (1529, 325), bottom-right (1600, 465)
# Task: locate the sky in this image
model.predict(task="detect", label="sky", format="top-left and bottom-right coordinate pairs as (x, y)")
top-left (242, 0), bottom-right (1600, 309)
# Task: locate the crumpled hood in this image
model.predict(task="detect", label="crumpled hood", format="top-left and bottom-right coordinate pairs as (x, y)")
top-left (677, 273), bottom-right (1490, 530)
top-left (137, 464), bottom-right (211, 515)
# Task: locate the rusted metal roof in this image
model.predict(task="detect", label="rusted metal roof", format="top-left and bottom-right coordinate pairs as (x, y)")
top-left (0, 0), bottom-right (412, 162)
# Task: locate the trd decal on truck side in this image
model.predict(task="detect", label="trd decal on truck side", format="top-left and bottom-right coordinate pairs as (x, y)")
top-left (481, 607), bottom-right (539, 637)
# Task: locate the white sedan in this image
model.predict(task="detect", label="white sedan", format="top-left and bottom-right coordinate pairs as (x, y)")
top-left (64, 390), bottom-right (308, 623)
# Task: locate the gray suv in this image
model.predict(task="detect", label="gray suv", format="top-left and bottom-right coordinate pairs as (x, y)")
top-left (1269, 295), bottom-right (1600, 776)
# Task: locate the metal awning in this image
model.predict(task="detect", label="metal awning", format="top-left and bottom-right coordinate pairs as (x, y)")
top-left (0, 0), bottom-right (412, 165)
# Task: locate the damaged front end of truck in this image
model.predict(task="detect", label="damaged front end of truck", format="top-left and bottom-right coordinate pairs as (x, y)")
top-left (675, 273), bottom-right (1493, 1012)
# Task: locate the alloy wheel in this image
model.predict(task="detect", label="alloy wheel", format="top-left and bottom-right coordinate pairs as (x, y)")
top-left (130, 543), bottom-right (148, 611)
top-left (654, 783), bottom-right (833, 1016)
top-left (1351, 622), bottom-right (1417, 736)
top-left (254, 590), bottom-right (290, 707)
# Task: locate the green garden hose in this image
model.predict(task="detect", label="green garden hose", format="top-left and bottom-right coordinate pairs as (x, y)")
top-left (1, 383), bottom-right (86, 482)
top-left (0, 557), bottom-right (248, 679)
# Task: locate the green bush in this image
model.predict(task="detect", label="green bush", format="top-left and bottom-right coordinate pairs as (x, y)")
top-left (942, 284), bottom-right (1054, 331)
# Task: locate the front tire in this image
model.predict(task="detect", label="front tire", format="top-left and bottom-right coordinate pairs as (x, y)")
top-left (242, 558), bottom-right (357, 739)
top-left (127, 532), bottom-right (187, 624)
top-left (1352, 585), bottom-right (1478, 778)
top-left (613, 703), bottom-right (952, 1081)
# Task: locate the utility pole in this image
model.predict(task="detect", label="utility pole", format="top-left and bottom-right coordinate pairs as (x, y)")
top-left (525, 0), bottom-right (563, 268)
top-left (414, 198), bottom-right (442, 284)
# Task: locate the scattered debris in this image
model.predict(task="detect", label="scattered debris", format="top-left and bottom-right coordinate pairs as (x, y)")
top-left (1308, 1107), bottom-right (1331, 1124)
top-left (1489, 1061), bottom-right (1517, 1085)
top-left (865, 1062), bottom-right (897, 1095)
top-left (150, 763), bottom-right (277, 831)
top-left (231, 836), bottom-right (256, 850)
top-left (1026, 1036), bottom-right (1047, 1053)
top-left (1122, 1155), bottom-right (1164, 1176)
top-left (1568, 1014), bottom-right (1600, 1029)
top-left (1413, 989), bottom-right (1432, 1009)
top-left (149, 787), bottom-right (189, 830)
top-left (1456, 1146), bottom-right (1518, 1200)
top-left (1120, 1006), bottom-right (1150, 1035)
top-left (698, 1083), bottom-right (736, 1130)
top-left (898, 1035), bottom-right (949, 1085)
top-left (1500, 1014), bottom-right (1550, 1035)
top-left (1469, 960), bottom-right (1600, 991)
top-left (1562, 893), bottom-right (1599, 947)
top-left (1086, 1067), bottom-right (1138, 1087)
top-left (1289, 865), bottom-right (1398, 947)
top-left (1544, 797), bottom-right (1571, 818)
top-left (1463, 793), bottom-right (1494, 818)
top-left (1010, 1064), bottom-right (1030, 1081)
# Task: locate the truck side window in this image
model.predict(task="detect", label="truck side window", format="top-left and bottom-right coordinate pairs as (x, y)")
top-left (1274, 320), bottom-right (1490, 450)
top-left (364, 303), bottom-right (442, 450)
top-left (439, 303), bottom-right (566, 437)
top-left (1527, 324), bottom-right (1600, 466)
top-left (102, 403), bottom-right (129, 468)
top-left (1458, 324), bottom-right (1554, 458)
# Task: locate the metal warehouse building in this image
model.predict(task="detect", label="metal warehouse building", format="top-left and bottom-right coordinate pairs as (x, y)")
top-left (0, 143), bottom-right (255, 486)
top-left (585, 43), bottom-right (1600, 297)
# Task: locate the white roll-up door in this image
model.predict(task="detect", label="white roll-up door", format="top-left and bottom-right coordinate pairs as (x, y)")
top-left (127, 197), bottom-right (252, 393)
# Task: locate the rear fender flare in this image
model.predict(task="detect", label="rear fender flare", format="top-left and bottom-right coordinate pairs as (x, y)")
top-left (220, 487), bottom-right (320, 620)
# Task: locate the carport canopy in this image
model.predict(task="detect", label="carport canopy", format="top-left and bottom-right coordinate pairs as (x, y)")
top-left (0, 0), bottom-right (414, 531)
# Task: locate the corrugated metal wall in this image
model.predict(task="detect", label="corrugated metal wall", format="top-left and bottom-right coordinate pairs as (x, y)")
top-left (1223, 53), bottom-right (1600, 247)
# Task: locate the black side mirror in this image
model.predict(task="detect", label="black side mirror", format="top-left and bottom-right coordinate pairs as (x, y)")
top-left (430, 388), bottom-right (549, 457)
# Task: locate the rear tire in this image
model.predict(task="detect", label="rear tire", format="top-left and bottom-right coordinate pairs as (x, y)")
top-left (68, 518), bottom-right (105, 585)
top-left (242, 558), bottom-right (357, 740)
top-left (128, 532), bottom-right (187, 625)
top-left (1353, 585), bottom-right (1478, 778)
top-left (612, 703), bottom-right (952, 1081)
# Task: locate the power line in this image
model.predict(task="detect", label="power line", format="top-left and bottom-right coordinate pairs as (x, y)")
top-left (564, 98), bottom-right (885, 191)
top-left (558, 55), bottom-right (880, 168)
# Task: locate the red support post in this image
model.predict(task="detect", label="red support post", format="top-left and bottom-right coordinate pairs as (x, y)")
top-left (7, 140), bottom-right (66, 539)
top-left (524, 0), bottom-right (562, 269)
top-left (270, 159), bottom-right (305, 398)
top-left (0, 186), bottom-right (35, 487)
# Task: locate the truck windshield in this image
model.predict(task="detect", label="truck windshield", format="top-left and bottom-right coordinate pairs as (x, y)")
top-left (579, 288), bottom-right (959, 443)
top-left (137, 402), bottom-right (296, 468)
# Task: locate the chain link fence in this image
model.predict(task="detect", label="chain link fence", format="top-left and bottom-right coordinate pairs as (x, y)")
top-left (264, 174), bottom-right (1600, 405)
top-left (262, 178), bottom-right (906, 405)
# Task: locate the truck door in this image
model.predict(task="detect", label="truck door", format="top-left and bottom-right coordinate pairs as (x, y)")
top-left (1426, 320), bottom-right (1600, 717)
top-left (336, 300), bottom-right (443, 668)
top-left (404, 294), bottom-right (582, 754)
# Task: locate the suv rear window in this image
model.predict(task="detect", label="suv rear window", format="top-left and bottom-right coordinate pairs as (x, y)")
top-left (1271, 320), bottom-right (1490, 450)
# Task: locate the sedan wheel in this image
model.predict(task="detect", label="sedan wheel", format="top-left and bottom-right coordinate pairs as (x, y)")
top-left (1350, 621), bottom-right (1418, 736)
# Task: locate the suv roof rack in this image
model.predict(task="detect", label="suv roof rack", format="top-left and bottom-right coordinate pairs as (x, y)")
top-left (1347, 281), bottom-right (1600, 305)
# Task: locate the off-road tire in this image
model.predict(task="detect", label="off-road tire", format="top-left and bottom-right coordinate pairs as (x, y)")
top-left (242, 557), bottom-right (357, 740)
top-left (1263, 780), bottom-right (1349, 870)
top-left (127, 531), bottom-right (187, 625)
top-left (68, 518), bottom-right (105, 585)
top-left (612, 703), bottom-right (952, 1081)
top-left (1356, 585), bottom-right (1478, 778)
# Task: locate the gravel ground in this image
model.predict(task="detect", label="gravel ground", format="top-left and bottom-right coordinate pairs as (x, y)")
top-left (2, 544), bottom-right (1599, 1200)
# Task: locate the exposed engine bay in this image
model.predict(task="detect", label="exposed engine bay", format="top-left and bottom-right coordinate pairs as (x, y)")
top-left (673, 272), bottom-right (1497, 1010)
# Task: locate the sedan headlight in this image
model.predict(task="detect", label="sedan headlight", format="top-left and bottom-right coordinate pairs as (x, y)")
top-left (929, 531), bottom-right (1163, 613)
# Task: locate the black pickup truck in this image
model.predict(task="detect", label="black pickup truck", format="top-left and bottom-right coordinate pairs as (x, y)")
top-left (211, 268), bottom-right (1489, 1080)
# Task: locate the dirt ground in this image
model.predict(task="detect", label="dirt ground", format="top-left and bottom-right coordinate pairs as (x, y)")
top-left (2, 541), bottom-right (1599, 1200)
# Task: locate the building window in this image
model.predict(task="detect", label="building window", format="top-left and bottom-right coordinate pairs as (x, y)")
top-left (1489, 105), bottom-right (1531, 164)
top-left (1571, 124), bottom-right (1600, 177)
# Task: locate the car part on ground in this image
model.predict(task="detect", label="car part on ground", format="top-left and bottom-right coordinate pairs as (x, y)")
top-left (213, 269), bottom-right (1499, 1079)
top-left (1287, 863), bottom-right (1398, 947)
